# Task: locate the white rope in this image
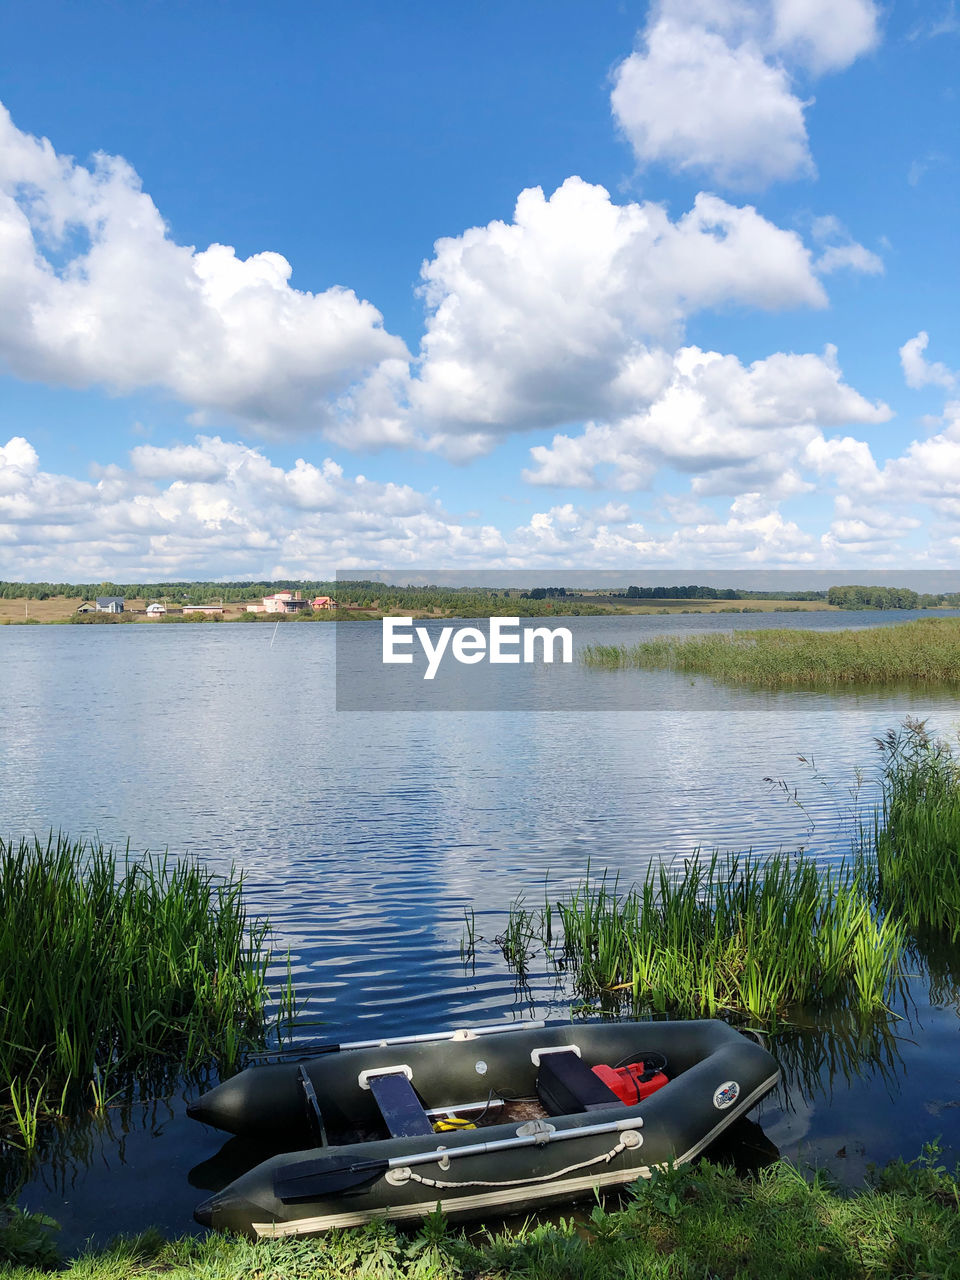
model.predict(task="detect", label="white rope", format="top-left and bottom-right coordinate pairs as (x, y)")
top-left (399, 1135), bottom-right (637, 1190)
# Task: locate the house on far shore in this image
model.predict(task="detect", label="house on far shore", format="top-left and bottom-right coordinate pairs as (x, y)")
top-left (182, 604), bottom-right (223, 616)
top-left (96, 596), bottom-right (124, 613)
top-left (312, 595), bottom-right (337, 611)
top-left (76, 602), bottom-right (96, 613)
top-left (262, 591), bottom-right (309, 614)
top-left (146, 602), bottom-right (167, 617)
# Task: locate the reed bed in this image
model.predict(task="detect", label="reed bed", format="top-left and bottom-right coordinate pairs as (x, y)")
top-left (582, 616), bottom-right (960, 687)
top-left (0, 834), bottom-right (289, 1150)
top-left (492, 717), bottom-right (960, 1026)
top-left (498, 852), bottom-right (902, 1025)
top-left (866, 719), bottom-right (960, 941)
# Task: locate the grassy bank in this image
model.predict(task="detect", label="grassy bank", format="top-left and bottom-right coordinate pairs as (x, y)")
top-left (498, 852), bottom-right (902, 1026)
top-left (0, 835), bottom-right (290, 1152)
top-left (5, 1150), bottom-right (960, 1278)
top-left (582, 615), bottom-right (960, 687)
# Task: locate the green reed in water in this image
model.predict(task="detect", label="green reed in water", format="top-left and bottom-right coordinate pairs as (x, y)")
top-left (865, 719), bottom-right (960, 942)
top-left (582, 616), bottom-right (960, 688)
top-left (500, 852), bottom-right (903, 1026)
top-left (495, 718), bottom-right (960, 1024)
top-left (0, 834), bottom-right (291, 1150)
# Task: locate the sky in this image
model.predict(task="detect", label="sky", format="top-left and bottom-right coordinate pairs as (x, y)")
top-left (0, 0), bottom-right (958, 581)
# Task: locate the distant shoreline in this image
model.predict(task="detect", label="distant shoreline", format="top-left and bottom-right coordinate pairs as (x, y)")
top-left (8, 596), bottom-right (960, 625)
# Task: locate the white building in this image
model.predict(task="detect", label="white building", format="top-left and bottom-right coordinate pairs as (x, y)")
top-left (262, 591), bottom-right (308, 614)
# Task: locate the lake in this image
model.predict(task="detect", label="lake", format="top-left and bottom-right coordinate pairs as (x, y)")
top-left (3, 610), bottom-right (960, 1247)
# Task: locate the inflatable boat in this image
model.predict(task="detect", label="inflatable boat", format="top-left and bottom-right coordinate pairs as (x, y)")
top-left (189, 1018), bottom-right (779, 1237)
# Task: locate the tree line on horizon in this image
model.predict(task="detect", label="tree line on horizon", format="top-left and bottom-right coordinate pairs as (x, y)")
top-left (1, 579), bottom-right (958, 612)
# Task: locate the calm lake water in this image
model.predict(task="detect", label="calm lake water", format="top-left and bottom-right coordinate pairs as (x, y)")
top-left (3, 610), bottom-right (960, 1247)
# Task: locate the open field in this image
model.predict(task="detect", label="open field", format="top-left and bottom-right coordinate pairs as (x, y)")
top-left (0, 597), bottom-right (84, 622)
top-left (0, 598), bottom-right (261, 623)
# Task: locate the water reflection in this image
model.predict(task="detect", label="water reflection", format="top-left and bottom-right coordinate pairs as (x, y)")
top-left (2, 1093), bottom-right (176, 1206)
top-left (766, 1011), bottom-right (906, 1110)
top-left (910, 939), bottom-right (960, 1016)
top-left (699, 1115), bottom-right (781, 1175)
top-left (188, 1134), bottom-right (295, 1193)
top-left (2, 613), bottom-right (960, 1244)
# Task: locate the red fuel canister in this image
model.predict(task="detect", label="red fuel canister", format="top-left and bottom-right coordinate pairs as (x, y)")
top-left (591, 1062), bottom-right (669, 1105)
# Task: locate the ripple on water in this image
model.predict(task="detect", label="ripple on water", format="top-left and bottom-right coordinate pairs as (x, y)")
top-left (3, 615), bottom-right (960, 1243)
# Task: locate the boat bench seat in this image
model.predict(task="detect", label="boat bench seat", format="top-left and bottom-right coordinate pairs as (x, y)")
top-left (366, 1071), bottom-right (435, 1139)
top-left (536, 1050), bottom-right (625, 1115)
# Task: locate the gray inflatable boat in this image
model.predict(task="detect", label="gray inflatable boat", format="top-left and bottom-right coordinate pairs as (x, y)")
top-left (189, 1018), bottom-right (779, 1237)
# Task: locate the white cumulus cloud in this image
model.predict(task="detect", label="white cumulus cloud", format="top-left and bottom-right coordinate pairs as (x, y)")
top-left (523, 344), bottom-right (890, 494)
top-left (807, 399), bottom-right (960, 557)
top-left (410, 178), bottom-right (825, 448)
top-left (770, 0), bottom-right (880, 73)
top-left (611, 20), bottom-right (812, 188)
top-left (612, 0), bottom-right (881, 188)
top-left (0, 100), bottom-right (879, 467)
top-left (899, 331), bottom-right (956, 390)
top-left (0, 104), bottom-right (407, 434)
top-left (511, 495), bottom-right (819, 564)
top-left (0, 434), bottom-right (510, 579)
top-left (6, 426), bottom-right (960, 573)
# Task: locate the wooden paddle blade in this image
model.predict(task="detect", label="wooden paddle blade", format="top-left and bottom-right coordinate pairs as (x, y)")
top-left (273, 1155), bottom-right (388, 1203)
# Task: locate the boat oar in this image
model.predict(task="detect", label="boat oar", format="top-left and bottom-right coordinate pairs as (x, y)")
top-left (276, 1156), bottom-right (395, 1200)
top-left (247, 1019), bottom-right (549, 1064)
top-left (274, 1115), bottom-right (644, 1203)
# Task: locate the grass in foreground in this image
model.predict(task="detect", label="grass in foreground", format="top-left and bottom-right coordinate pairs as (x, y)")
top-left (582, 615), bottom-right (960, 687)
top-left (5, 1151), bottom-right (960, 1279)
top-left (499, 852), bottom-right (902, 1026)
top-left (0, 834), bottom-right (290, 1152)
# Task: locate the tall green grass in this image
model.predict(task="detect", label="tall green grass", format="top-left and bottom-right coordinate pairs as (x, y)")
top-left (582, 616), bottom-right (960, 687)
top-left (865, 719), bottom-right (960, 942)
top-left (498, 852), bottom-right (902, 1026)
top-left (0, 834), bottom-right (290, 1150)
top-left (495, 717), bottom-right (960, 1025)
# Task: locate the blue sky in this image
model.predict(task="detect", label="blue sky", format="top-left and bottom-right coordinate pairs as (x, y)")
top-left (0, 0), bottom-right (957, 579)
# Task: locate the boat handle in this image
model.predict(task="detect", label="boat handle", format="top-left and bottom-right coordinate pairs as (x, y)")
top-left (358, 1064), bottom-right (413, 1090)
top-left (531, 1045), bottom-right (581, 1066)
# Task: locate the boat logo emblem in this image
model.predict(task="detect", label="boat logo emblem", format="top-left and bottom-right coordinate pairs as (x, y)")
top-left (713, 1080), bottom-right (740, 1109)
top-left (475, 1060), bottom-right (488, 1075)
